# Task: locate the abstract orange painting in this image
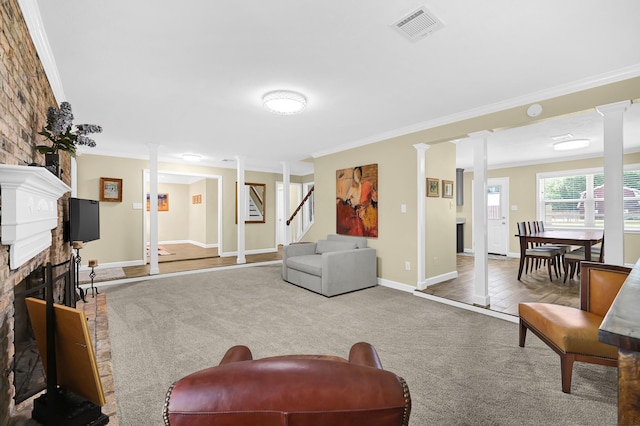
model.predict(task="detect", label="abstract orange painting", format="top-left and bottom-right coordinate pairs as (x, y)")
top-left (336, 164), bottom-right (378, 237)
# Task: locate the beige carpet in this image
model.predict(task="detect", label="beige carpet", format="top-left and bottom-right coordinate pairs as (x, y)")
top-left (105, 265), bottom-right (617, 425)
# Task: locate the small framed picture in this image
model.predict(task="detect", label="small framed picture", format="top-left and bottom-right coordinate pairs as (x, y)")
top-left (146, 193), bottom-right (169, 211)
top-left (100, 177), bottom-right (122, 202)
top-left (427, 178), bottom-right (440, 197)
top-left (442, 180), bottom-right (454, 198)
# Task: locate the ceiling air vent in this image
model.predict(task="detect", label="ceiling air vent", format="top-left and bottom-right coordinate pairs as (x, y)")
top-left (392, 6), bottom-right (444, 41)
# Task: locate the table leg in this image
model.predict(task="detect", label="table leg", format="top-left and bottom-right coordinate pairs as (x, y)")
top-left (584, 242), bottom-right (592, 262)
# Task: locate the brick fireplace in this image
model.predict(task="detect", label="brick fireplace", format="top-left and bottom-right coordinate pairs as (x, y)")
top-left (1, 0), bottom-right (73, 423)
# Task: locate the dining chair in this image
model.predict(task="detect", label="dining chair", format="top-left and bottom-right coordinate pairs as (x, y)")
top-left (517, 222), bottom-right (562, 280)
top-left (519, 261), bottom-right (631, 393)
top-left (562, 239), bottom-right (604, 283)
top-left (529, 220), bottom-right (572, 264)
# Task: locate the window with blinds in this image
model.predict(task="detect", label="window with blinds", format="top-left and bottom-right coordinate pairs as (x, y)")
top-left (537, 165), bottom-right (640, 230)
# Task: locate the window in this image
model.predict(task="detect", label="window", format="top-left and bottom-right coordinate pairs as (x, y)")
top-left (537, 165), bottom-right (640, 231)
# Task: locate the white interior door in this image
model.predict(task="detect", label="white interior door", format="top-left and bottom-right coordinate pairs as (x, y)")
top-left (276, 183), bottom-right (284, 246)
top-left (487, 178), bottom-right (509, 255)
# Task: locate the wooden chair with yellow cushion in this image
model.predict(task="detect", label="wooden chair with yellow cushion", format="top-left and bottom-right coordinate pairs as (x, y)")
top-left (519, 261), bottom-right (631, 393)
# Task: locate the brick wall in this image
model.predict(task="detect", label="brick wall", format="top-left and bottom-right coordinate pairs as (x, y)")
top-left (0, 0), bottom-right (71, 423)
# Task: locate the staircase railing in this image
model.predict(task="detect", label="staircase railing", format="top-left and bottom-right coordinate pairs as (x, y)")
top-left (287, 185), bottom-right (314, 226)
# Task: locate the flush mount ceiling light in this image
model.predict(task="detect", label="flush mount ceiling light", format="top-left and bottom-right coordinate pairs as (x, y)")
top-left (263, 90), bottom-right (307, 115)
top-left (551, 133), bottom-right (574, 142)
top-left (552, 139), bottom-right (590, 151)
top-left (181, 154), bottom-right (202, 162)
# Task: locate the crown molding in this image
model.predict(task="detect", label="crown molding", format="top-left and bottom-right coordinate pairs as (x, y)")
top-left (18, 0), bottom-right (66, 103)
top-left (312, 64), bottom-right (640, 159)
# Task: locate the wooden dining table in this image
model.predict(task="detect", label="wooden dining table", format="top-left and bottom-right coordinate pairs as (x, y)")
top-left (515, 229), bottom-right (604, 280)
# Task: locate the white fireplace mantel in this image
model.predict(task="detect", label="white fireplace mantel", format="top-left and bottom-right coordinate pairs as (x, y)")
top-left (0, 164), bottom-right (70, 270)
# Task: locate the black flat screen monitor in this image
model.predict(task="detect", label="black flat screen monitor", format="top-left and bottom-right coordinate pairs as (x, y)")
top-left (69, 198), bottom-right (100, 243)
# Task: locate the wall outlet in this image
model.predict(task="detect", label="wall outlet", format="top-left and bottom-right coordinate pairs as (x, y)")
top-left (405, 261), bottom-right (411, 270)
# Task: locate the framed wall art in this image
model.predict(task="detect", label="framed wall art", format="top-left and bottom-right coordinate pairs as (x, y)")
top-left (442, 180), bottom-right (454, 198)
top-left (427, 178), bottom-right (440, 197)
top-left (99, 177), bottom-right (122, 202)
top-left (336, 164), bottom-right (378, 237)
top-left (146, 193), bottom-right (169, 211)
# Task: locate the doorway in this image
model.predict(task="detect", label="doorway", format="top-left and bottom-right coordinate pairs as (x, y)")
top-left (276, 182), bottom-right (303, 245)
top-left (143, 171), bottom-right (222, 261)
top-left (487, 177), bottom-right (509, 255)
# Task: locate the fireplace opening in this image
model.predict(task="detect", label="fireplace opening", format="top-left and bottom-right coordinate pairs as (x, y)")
top-left (13, 259), bottom-right (76, 404)
top-left (13, 267), bottom-right (46, 404)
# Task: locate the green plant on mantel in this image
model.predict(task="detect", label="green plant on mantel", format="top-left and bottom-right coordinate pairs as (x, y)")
top-left (36, 101), bottom-right (102, 157)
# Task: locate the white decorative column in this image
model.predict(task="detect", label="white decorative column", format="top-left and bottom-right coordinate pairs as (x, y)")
top-left (282, 162), bottom-right (291, 245)
top-left (469, 131), bottom-right (492, 307)
top-left (0, 165), bottom-right (70, 270)
top-left (148, 144), bottom-right (160, 275)
top-left (414, 143), bottom-right (430, 289)
top-left (236, 156), bottom-right (247, 264)
top-left (596, 100), bottom-right (630, 266)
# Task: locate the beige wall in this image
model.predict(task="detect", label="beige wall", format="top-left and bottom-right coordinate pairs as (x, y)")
top-left (144, 179), bottom-right (217, 246)
top-left (205, 178), bottom-right (219, 244)
top-left (307, 132), bottom-right (441, 286)
top-left (457, 152), bottom-right (640, 265)
top-left (426, 142), bottom-right (458, 277)
top-left (75, 155), bottom-right (282, 264)
top-left (153, 183), bottom-right (190, 241)
top-left (76, 156), bottom-right (146, 263)
top-left (75, 77), bottom-right (640, 281)
top-left (307, 77), bottom-right (640, 286)
top-left (188, 179), bottom-right (206, 244)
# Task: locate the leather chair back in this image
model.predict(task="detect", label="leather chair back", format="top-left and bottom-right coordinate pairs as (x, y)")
top-left (580, 262), bottom-right (630, 316)
top-left (163, 343), bottom-right (410, 426)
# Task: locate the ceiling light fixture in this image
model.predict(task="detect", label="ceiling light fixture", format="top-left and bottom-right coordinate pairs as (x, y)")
top-left (552, 139), bottom-right (590, 151)
top-left (551, 133), bottom-right (574, 142)
top-left (263, 90), bottom-right (307, 115)
top-left (181, 154), bottom-right (202, 162)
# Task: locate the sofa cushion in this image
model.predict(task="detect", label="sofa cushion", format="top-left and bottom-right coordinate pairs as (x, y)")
top-left (286, 255), bottom-right (323, 276)
top-left (327, 234), bottom-right (368, 248)
top-left (315, 240), bottom-right (357, 254)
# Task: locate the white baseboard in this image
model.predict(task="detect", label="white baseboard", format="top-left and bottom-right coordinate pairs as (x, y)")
top-left (149, 240), bottom-right (219, 249)
top-left (413, 292), bottom-right (519, 323)
top-left (220, 247), bottom-right (279, 257)
top-left (378, 278), bottom-right (416, 293)
top-left (423, 270), bottom-right (458, 288)
top-left (79, 259), bottom-right (144, 271)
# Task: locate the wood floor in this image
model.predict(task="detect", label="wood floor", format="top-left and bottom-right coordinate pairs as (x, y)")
top-left (421, 254), bottom-right (580, 316)
top-left (123, 243), bottom-right (282, 277)
top-left (122, 245), bottom-right (578, 317)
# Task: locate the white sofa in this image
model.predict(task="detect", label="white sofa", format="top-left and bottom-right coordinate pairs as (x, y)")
top-left (282, 235), bottom-right (377, 297)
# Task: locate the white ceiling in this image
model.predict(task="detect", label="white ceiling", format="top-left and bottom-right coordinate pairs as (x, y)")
top-left (456, 104), bottom-right (640, 170)
top-left (32, 1), bottom-right (640, 175)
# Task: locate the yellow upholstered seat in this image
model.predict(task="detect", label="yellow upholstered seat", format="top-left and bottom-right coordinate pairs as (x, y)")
top-left (518, 261), bottom-right (631, 393)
